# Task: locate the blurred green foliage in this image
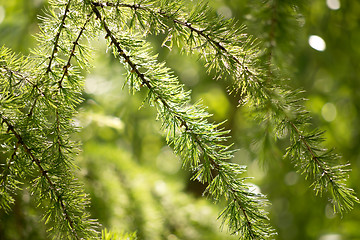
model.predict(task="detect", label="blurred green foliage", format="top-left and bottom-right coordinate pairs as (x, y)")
top-left (0, 0), bottom-right (359, 239)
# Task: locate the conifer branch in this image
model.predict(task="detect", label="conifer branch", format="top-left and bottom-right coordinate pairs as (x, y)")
top-left (91, 1), bottom-right (266, 93)
top-left (91, 1), bottom-right (233, 54)
top-left (1, 57), bottom-right (98, 236)
top-left (58, 12), bottom-right (93, 88)
top-left (0, 141), bottom-right (20, 213)
top-left (46, 0), bottom-right (72, 74)
top-left (188, 130), bottom-right (265, 237)
top-left (1, 1), bottom-right (99, 235)
top-left (252, 2), bottom-right (357, 212)
top-left (0, 115), bottom-right (80, 240)
top-left (91, 0), bottom-right (358, 213)
top-left (287, 120), bottom-right (359, 213)
top-left (0, 141), bottom-right (19, 186)
top-left (90, 4), bottom-right (273, 238)
top-left (2, 66), bottom-right (46, 117)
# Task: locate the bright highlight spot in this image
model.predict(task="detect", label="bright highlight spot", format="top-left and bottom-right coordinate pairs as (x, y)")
top-left (326, 0), bottom-right (341, 10)
top-left (154, 180), bottom-right (167, 195)
top-left (321, 102), bottom-right (337, 122)
top-left (248, 183), bottom-right (261, 195)
top-left (85, 76), bottom-right (112, 94)
top-left (0, 6), bottom-right (5, 24)
top-left (85, 112), bottom-right (124, 130)
top-left (309, 35), bottom-right (326, 51)
top-left (319, 234), bottom-right (342, 240)
top-left (325, 204), bottom-right (336, 219)
top-left (217, 6), bottom-right (232, 19)
top-left (284, 171), bottom-right (299, 186)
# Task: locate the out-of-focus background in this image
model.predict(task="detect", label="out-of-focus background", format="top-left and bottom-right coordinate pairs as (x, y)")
top-left (0, 0), bottom-right (359, 239)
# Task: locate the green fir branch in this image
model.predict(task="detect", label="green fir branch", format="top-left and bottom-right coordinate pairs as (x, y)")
top-left (89, 0), bottom-right (359, 214)
top-left (287, 120), bottom-right (359, 213)
top-left (0, 139), bottom-right (21, 213)
top-left (46, 0), bottom-right (72, 74)
top-left (1, 0), bottom-right (99, 238)
top-left (0, 51), bottom-right (98, 239)
top-left (90, 3), bottom-right (274, 239)
top-left (88, 1), bottom-right (359, 213)
top-left (0, 116), bottom-right (81, 239)
top-left (58, 12), bottom-right (94, 88)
